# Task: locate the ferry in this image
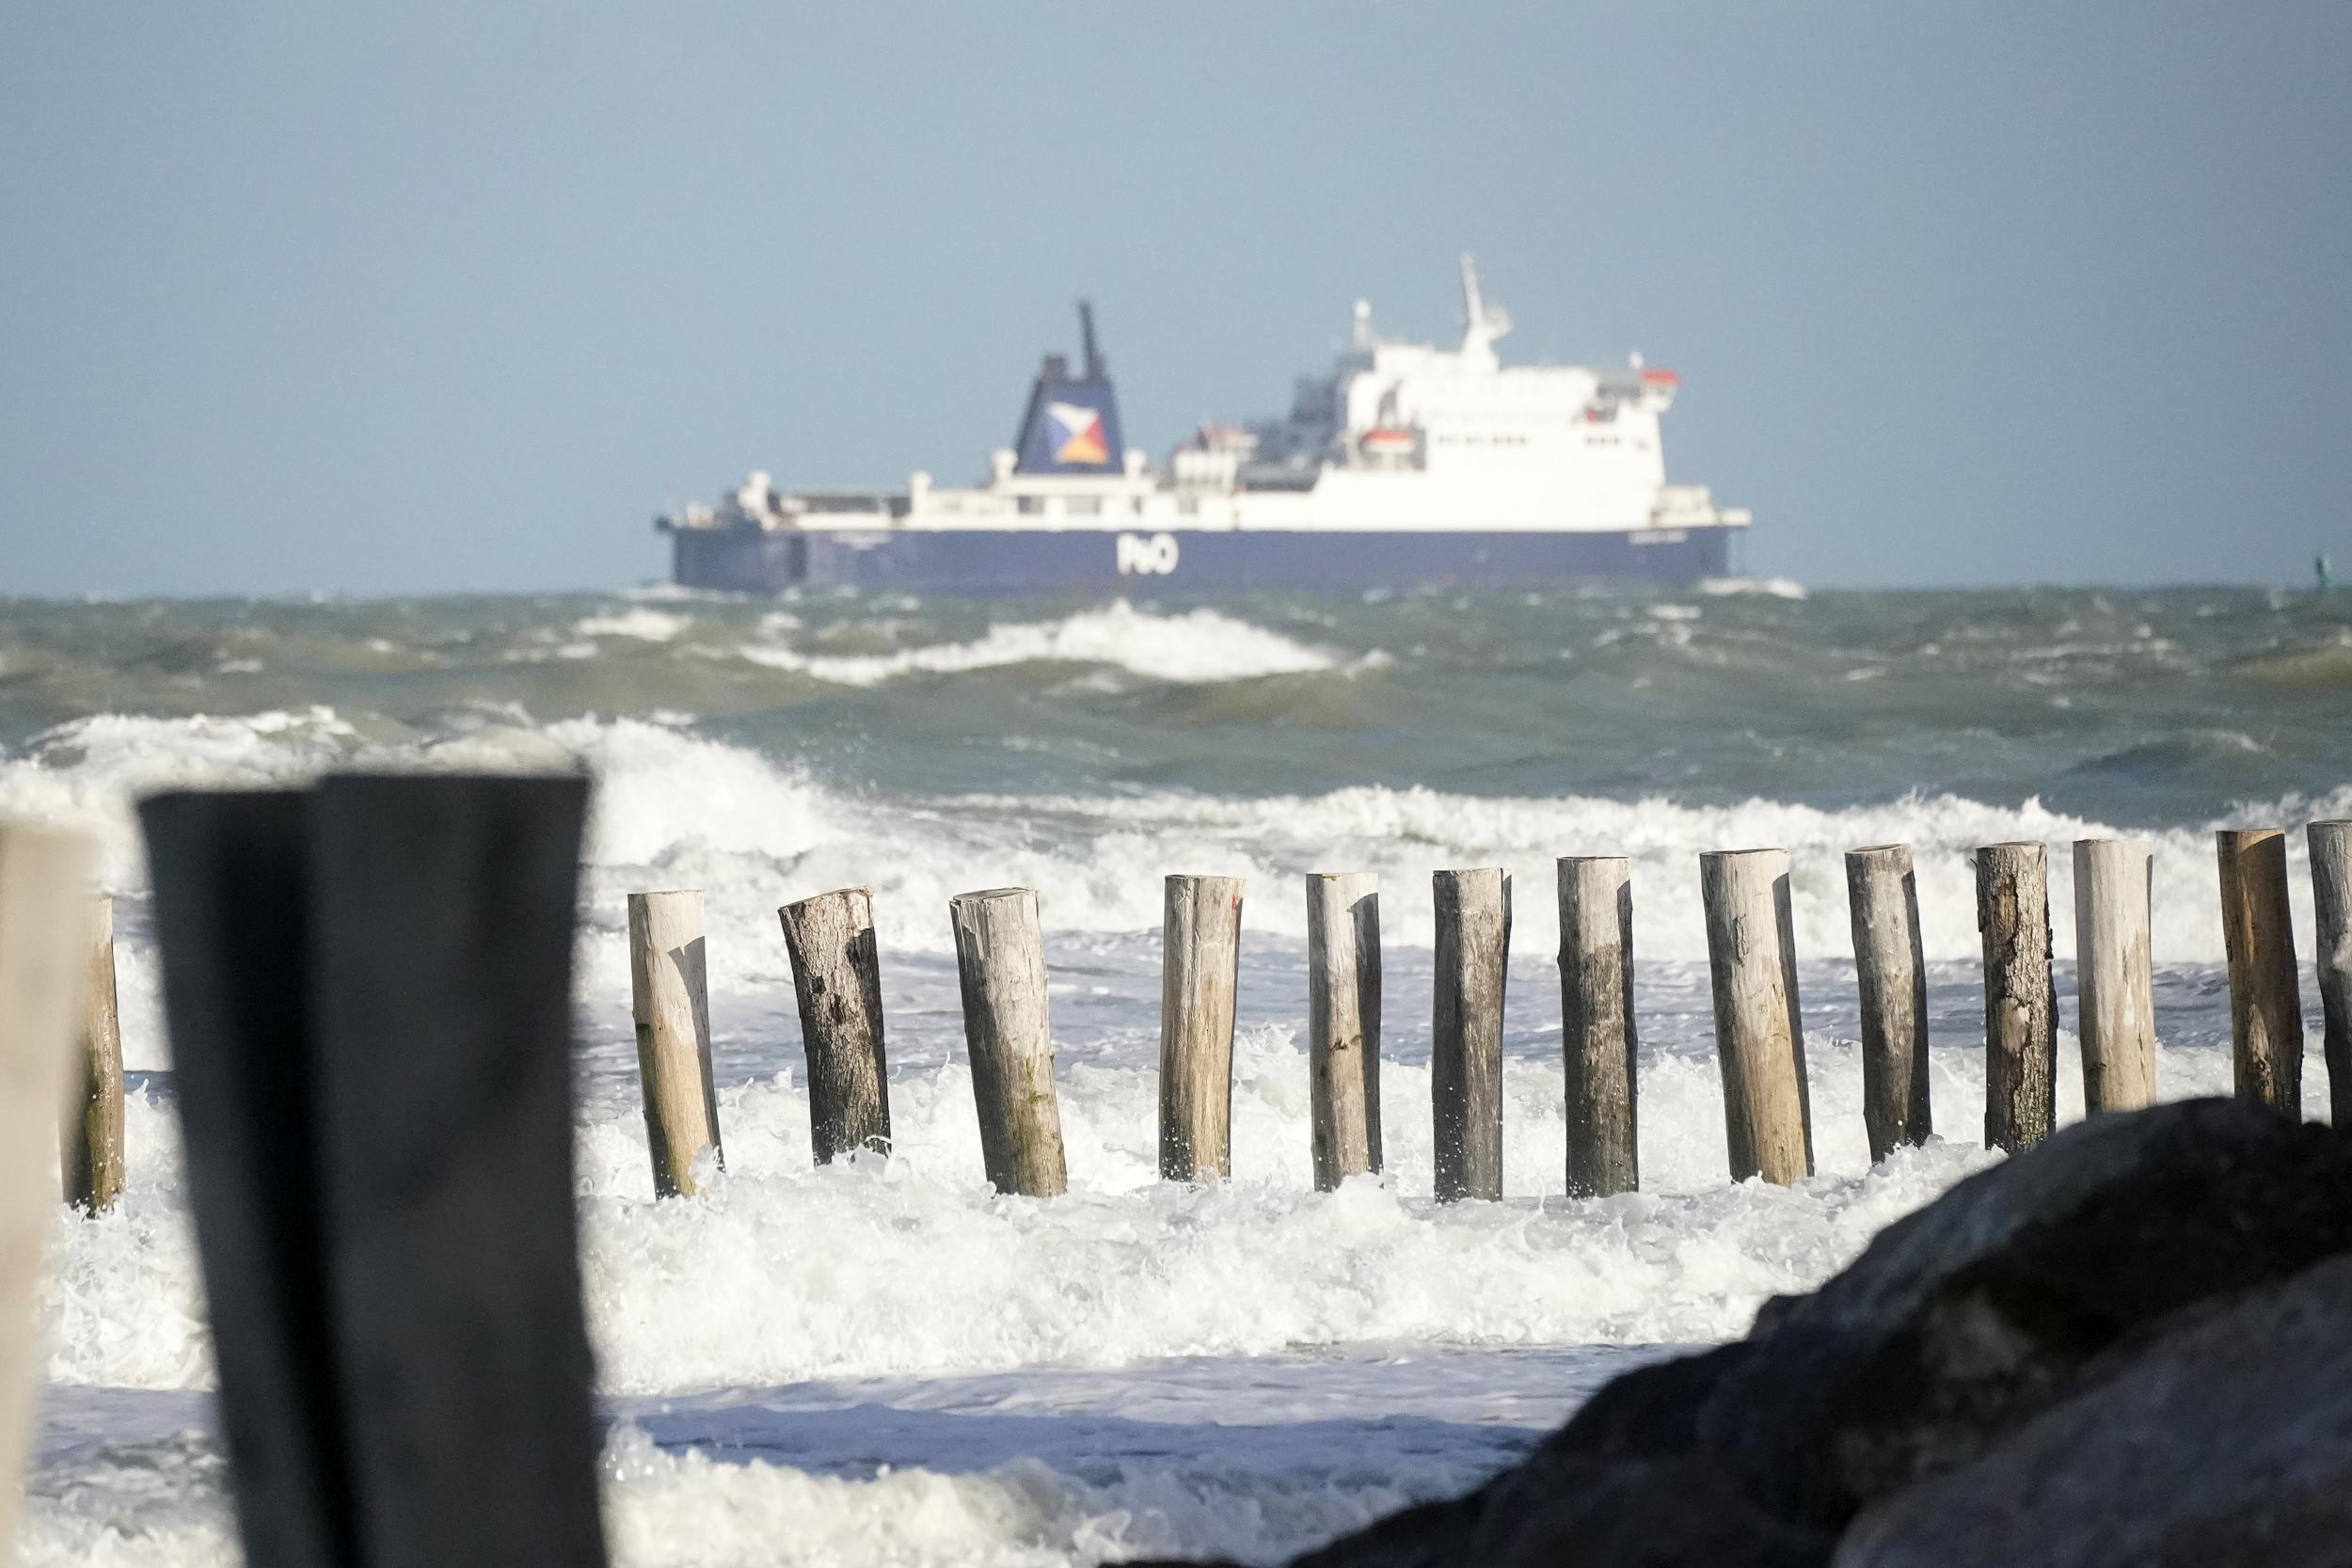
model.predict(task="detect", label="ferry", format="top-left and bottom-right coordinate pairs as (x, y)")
top-left (659, 259), bottom-right (1750, 593)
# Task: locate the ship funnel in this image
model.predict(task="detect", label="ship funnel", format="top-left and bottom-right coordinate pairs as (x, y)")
top-left (1010, 303), bottom-right (1125, 476)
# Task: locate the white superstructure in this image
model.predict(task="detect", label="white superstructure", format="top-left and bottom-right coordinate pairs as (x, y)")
top-left (678, 258), bottom-right (1748, 538)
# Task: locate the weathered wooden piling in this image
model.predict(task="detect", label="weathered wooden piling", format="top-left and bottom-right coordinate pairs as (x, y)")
top-left (1557, 857), bottom-right (1637, 1197)
top-left (1160, 875), bottom-right (1246, 1182)
top-left (1433, 867), bottom-right (1511, 1202)
top-left (1844, 845), bottom-right (1931, 1162)
top-left (1305, 872), bottom-right (1381, 1191)
top-left (2217, 829), bottom-right (2302, 1116)
top-left (2314, 821), bottom-right (2352, 1126)
top-left (63, 895), bottom-right (126, 1212)
top-left (1977, 842), bottom-right (2057, 1152)
top-left (627, 889), bottom-right (723, 1197)
top-left (0, 824), bottom-right (92, 1555)
top-left (1700, 848), bottom-right (1813, 1184)
top-left (948, 887), bottom-right (1068, 1196)
top-left (2074, 838), bottom-right (2156, 1115)
top-left (778, 886), bottom-right (892, 1164)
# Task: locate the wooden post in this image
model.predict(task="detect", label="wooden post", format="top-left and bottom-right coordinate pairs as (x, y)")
top-left (146, 778), bottom-right (609, 1568)
top-left (1305, 872), bottom-right (1381, 1191)
top-left (1433, 867), bottom-right (1510, 1202)
top-left (1557, 857), bottom-right (1637, 1197)
top-left (628, 889), bottom-right (723, 1197)
top-left (778, 886), bottom-right (892, 1164)
top-left (2217, 828), bottom-right (2303, 1116)
top-left (2073, 838), bottom-right (2156, 1114)
top-left (2313, 821), bottom-right (2352, 1127)
top-left (1844, 845), bottom-right (1931, 1162)
top-left (1159, 875), bottom-right (1246, 1183)
top-left (62, 894), bottom-right (126, 1212)
top-left (0, 824), bottom-right (92, 1557)
top-left (1977, 842), bottom-right (2058, 1152)
top-left (948, 887), bottom-right (1068, 1196)
top-left (1700, 848), bottom-right (1813, 1184)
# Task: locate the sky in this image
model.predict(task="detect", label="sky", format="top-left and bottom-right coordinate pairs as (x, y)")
top-left (3, 2), bottom-right (2348, 596)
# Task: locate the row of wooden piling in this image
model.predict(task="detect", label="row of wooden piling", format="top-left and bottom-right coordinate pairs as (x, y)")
top-left (625, 819), bottom-right (2352, 1203)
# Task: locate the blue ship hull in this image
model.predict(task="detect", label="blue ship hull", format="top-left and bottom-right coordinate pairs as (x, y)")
top-left (672, 525), bottom-right (1736, 594)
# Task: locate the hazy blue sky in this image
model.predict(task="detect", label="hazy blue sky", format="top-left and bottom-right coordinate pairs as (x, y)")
top-left (5, 3), bottom-right (2347, 595)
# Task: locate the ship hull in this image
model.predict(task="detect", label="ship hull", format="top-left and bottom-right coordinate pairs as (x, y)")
top-left (671, 525), bottom-right (1737, 594)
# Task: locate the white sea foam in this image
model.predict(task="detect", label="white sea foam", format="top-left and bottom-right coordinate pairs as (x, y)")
top-left (7, 712), bottom-right (2348, 1000)
top-left (1696, 575), bottom-right (1809, 600)
top-left (737, 601), bottom-right (1340, 685)
top-left (42, 1014), bottom-right (2276, 1402)
top-left (575, 608), bottom-right (694, 642)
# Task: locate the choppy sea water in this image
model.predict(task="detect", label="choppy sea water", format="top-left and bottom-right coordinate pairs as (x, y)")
top-left (5, 582), bottom-right (2349, 1565)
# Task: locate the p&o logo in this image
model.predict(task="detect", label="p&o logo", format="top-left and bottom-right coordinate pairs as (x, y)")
top-left (1116, 532), bottom-right (1181, 576)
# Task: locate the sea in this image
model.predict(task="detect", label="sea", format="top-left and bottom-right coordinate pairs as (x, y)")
top-left (6, 580), bottom-right (2350, 1566)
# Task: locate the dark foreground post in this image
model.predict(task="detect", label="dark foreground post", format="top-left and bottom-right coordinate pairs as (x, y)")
top-left (0, 823), bottom-right (93, 1554)
top-left (1844, 845), bottom-right (1931, 1162)
top-left (1557, 856), bottom-right (1637, 1197)
top-left (2313, 821), bottom-right (2352, 1126)
top-left (1977, 842), bottom-right (2057, 1152)
top-left (628, 889), bottom-right (723, 1196)
top-left (1305, 872), bottom-right (1381, 1191)
top-left (947, 887), bottom-right (1068, 1196)
top-left (64, 894), bottom-right (127, 1212)
top-left (1433, 867), bottom-right (1510, 1202)
top-left (779, 886), bottom-right (892, 1164)
top-left (2217, 828), bottom-right (2303, 1116)
top-left (143, 776), bottom-right (609, 1568)
top-left (2074, 838), bottom-right (2156, 1114)
top-left (1159, 874), bottom-right (1245, 1183)
top-left (1700, 848), bottom-right (1813, 1185)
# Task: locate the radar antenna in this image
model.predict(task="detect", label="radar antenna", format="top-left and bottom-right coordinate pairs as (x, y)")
top-left (1457, 253), bottom-right (1513, 361)
top-left (1078, 301), bottom-right (1105, 380)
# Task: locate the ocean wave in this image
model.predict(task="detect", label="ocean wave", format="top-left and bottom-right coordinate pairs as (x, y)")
top-left (6, 713), bottom-right (2346, 983)
top-left (576, 608), bottom-right (694, 642)
top-left (736, 601), bottom-right (1342, 686)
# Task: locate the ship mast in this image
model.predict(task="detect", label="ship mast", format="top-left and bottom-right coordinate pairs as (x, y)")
top-left (1457, 253), bottom-right (1512, 369)
top-left (1079, 300), bottom-right (1105, 379)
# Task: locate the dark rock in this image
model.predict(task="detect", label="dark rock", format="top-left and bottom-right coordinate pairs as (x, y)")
top-left (1706, 1098), bottom-right (2352, 1526)
top-left (1834, 1250), bottom-right (2352, 1567)
top-left (1221, 1100), bottom-right (2352, 1568)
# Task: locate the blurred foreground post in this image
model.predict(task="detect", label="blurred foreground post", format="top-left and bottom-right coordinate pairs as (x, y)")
top-left (948, 887), bottom-right (1068, 1196)
top-left (63, 893), bottom-right (127, 1212)
top-left (1844, 845), bottom-right (1931, 1162)
top-left (1433, 867), bottom-right (1510, 1202)
top-left (779, 886), bottom-right (892, 1164)
top-left (0, 824), bottom-right (93, 1557)
top-left (2217, 829), bottom-right (2302, 1116)
top-left (1700, 848), bottom-right (1813, 1185)
top-left (1305, 872), bottom-right (1381, 1191)
top-left (2074, 838), bottom-right (2156, 1114)
top-left (1159, 874), bottom-right (1245, 1182)
top-left (628, 889), bottom-right (723, 1196)
top-left (142, 776), bottom-right (610, 1568)
top-left (2313, 821), bottom-right (2352, 1126)
top-left (1977, 842), bottom-right (2057, 1152)
top-left (1557, 856), bottom-right (1637, 1197)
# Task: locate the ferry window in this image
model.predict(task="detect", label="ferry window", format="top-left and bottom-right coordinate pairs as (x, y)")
top-left (1179, 497), bottom-right (1200, 515)
top-left (1017, 496), bottom-right (1044, 515)
top-left (1067, 497), bottom-right (1101, 516)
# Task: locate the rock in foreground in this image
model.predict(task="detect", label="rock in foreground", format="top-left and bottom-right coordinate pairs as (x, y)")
top-left (1140, 1100), bottom-right (2352, 1568)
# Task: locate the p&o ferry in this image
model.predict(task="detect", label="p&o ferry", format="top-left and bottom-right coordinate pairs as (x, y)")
top-left (659, 259), bottom-right (1749, 593)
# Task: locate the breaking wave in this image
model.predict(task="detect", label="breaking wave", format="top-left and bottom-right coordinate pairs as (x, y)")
top-left (736, 601), bottom-right (1344, 686)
